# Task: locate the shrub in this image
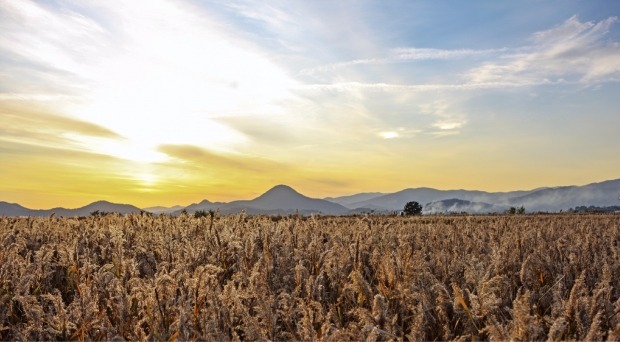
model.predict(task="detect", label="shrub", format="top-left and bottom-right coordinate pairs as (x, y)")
top-left (403, 201), bottom-right (423, 215)
top-left (194, 210), bottom-right (209, 218)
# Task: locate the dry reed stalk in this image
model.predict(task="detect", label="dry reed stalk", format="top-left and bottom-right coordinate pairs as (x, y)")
top-left (0, 214), bottom-right (618, 340)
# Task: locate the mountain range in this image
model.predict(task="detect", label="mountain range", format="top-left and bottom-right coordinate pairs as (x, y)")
top-left (329, 179), bottom-right (620, 213)
top-left (1, 179), bottom-right (619, 217)
top-left (171, 185), bottom-right (349, 215)
top-left (0, 200), bottom-right (142, 217)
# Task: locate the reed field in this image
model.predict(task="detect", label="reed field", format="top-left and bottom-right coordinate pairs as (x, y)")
top-left (1, 213), bottom-right (619, 340)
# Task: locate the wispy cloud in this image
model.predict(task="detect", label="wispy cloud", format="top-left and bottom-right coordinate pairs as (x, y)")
top-left (0, 1), bottom-right (111, 95)
top-left (215, 115), bottom-right (299, 146)
top-left (468, 16), bottom-right (620, 85)
top-left (376, 127), bottom-right (421, 140)
top-left (0, 0), bottom-right (299, 161)
top-left (0, 103), bottom-right (122, 152)
top-left (379, 131), bottom-right (400, 139)
top-left (392, 47), bottom-right (507, 61)
top-left (290, 15), bottom-right (620, 142)
top-left (417, 100), bottom-right (467, 136)
top-left (301, 16), bottom-right (619, 89)
top-left (301, 47), bottom-right (507, 76)
top-left (297, 80), bottom-right (546, 93)
top-left (158, 144), bottom-right (292, 174)
top-left (433, 121), bottom-right (464, 130)
top-left (223, 2), bottom-right (295, 31)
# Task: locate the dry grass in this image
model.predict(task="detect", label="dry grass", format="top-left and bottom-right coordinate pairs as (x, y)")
top-left (1, 213), bottom-right (619, 340)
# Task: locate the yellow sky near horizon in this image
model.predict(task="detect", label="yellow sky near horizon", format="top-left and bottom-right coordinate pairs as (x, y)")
top-left (2, 99), bottom-right (616, 209)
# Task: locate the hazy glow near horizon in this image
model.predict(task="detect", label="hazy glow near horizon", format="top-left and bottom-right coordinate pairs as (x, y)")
top-left (1, 0), bottom-right (619, 208)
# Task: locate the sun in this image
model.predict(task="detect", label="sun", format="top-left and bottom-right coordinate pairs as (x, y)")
top-left (136, 172), bottom-right (157, 187)
top-left (60, 4), bottom-right (297, 159)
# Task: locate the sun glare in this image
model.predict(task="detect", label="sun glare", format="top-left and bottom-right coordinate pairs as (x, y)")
top-left (136, 172), bottom-right (157, 187)
top-left (63, 133), bottom-right (169, 164)
top-left (60, 1), bottom-right (297, 162)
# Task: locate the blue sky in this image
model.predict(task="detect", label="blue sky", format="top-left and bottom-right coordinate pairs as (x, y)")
top-left (1, 0), bottom-right (619, 207)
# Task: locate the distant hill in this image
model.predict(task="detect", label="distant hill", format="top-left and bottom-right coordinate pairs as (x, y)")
top-left (3, 178), bottom-right (619, 216)
top-left (324, 192), bottom-right (386, 207)
top-left (0, 202), bottom-right (33, 216)
top-left (0, 200), bottom-right (142, 217)
top-left (178, 185), bottom-right (350, 215)
top-left (340, 179), bottom-right (620, 213)
top-left (181, 199), bottom-right (228, 214)
top-left (342, 188), bottom-right (537, 211)
top-left (238, 184), bottom-right (348, 213)
top-left (505, 179), bottom-right (620, 212)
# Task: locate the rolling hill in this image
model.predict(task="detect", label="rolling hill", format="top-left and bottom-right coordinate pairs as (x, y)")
top-left (327, 179), bottom-right (620, 213)
top-left (0, 200), bottom-right (142, 217)
top-left (2, 179), bottom-right (618, 216)
top-left (177, 185), bottom-right (350, 215)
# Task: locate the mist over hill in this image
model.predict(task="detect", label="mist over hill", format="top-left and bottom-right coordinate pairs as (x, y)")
top-left (326, 178), bottom-right (620, 213)
top-left (422, 199), bottom-right (506, 214)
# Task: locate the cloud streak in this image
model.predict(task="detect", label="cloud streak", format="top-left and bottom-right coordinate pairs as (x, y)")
top-left (300, 47), bottom-right (508, 76)
top-left (158, 144), bottom-right (292, 174)
top-left (297, 80), bottom-right (552, 93)
top-left (0, 0), bottom-right (297, 159)
top-left (0, 103), bottom-right (122, 153)
top-left (468, 16), bottom-right (620, 85)
top-left (301, 16), bottom-right (620, 90)
top-left (290, 15), bottom-right (620, 142)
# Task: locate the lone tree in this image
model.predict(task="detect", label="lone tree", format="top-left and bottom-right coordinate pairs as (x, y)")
top-left (403, 201), bottom-right (423, 216)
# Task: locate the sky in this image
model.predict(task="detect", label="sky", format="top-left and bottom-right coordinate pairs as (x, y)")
top-left (1, 0), bottom-right (620, 209)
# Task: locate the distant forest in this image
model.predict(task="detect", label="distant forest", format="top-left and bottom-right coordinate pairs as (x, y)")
top-left (569, 205), bottom-right (620, 213)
